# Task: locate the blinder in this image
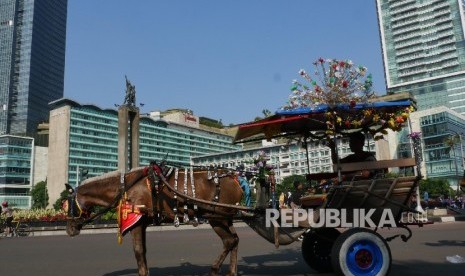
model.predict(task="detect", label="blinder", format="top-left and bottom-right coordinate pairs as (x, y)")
top-left (66, 190), bottom-right (89, 220)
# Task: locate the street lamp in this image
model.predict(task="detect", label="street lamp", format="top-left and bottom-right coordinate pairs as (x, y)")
top-left (445, 130), bottom-right (464, 194)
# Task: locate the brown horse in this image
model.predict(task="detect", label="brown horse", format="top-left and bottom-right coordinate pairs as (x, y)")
top-left (65, 165), bottom-right (248, 276)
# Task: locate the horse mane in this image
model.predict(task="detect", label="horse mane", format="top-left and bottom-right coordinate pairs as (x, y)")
top-left (79, 167), bottom-right (146, 188)
top-left (80, 171), bottom-right (121, 186)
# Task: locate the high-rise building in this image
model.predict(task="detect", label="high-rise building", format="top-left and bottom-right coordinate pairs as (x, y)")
top-left (0, 0), bottom-right (67, 136)
top-left (0, 135), bottom-right (34, 208)
top-left (376, 0), bottom-right (465, 187)
top-left (376, 0), bottom-right (465, 114)
top-left (409, 106), bottom-right (465, 190)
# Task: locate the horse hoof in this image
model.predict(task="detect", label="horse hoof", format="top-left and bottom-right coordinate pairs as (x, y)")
top-left (210, 267), bottom-right (219, 276)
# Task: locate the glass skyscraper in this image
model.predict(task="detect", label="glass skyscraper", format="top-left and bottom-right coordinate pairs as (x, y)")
top-left (0, 135), bottom-right (33, 208)
top-left (376, 0), bottom-right (465, 114)
top-left (0, 0), bottom-right (67, 136)
top-left (377, 0), bottom-right (465, 187)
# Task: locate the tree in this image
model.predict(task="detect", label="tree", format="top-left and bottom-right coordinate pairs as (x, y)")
top-left (444, 134), bottom-right (461, 150)
top-left (254, 109), bottom-right (273, 121)
top-left (31, 180), bottom-right (48, 209)
top-left (444, 134), bottom-right (462, 194)
top-left (419, 178), bottom-right (453, 198)
top-left (276, 174), bottom-right (307, 195)
top-left (262, 109), bottom-right (272, 118)
top-left (53, 189), bottom-right (70, 211)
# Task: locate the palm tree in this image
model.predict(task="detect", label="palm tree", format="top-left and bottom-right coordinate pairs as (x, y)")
top-left (253, 109), bottom-right (273, 121)
top-left (444, 134), bottom-right (461, 194)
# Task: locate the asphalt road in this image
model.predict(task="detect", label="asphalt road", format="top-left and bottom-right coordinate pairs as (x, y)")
top-left (1, 222), bottom-right (464, 275)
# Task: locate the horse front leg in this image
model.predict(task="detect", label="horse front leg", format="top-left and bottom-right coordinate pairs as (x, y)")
top-left (209, 219), bottom-right (239, 276)
top-left (131, 224), bottom-right (149, 276)
top-left (227, 223), bottom-right (239, 276)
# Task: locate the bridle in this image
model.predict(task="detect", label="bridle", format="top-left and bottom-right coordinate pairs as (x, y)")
top-left (66, 190), bottom-right (90, 221)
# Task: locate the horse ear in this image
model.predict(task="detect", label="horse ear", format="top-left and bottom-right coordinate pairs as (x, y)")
top-left (161, 153), bottom-right (169, 165)
top-left (65, 183), bottom-right (74, 194)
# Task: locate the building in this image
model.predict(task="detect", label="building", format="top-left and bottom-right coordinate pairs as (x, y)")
top-left (410, 106), bottom-right (465, 190)
top-left (47, 98), bottom-right (240, 207)
top-left (376, 0), bottom-right (465, 115)
top-left (0, 0), bottom-right (67, 136)
top-left (0, 135), bottom-right (34, 208)
top-left (376, 0), bottom-right (465, 187)
top-left (193, 139), bottom-right (378, 185)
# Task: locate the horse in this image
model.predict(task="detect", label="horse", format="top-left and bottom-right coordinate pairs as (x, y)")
top-left (65, 164), bottom-right (249, 276)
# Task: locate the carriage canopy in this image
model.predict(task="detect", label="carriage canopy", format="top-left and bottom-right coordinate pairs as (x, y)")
top-left (233, 94), bottom-right (415, 144)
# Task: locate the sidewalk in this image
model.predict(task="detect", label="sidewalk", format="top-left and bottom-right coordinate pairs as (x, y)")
top-left (427, 207), bottom-right (465, 223)
top-left (31, 221), bottom-right (249, 237)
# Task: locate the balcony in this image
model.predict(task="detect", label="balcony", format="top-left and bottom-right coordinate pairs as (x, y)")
top-left (396, 45), bottom-right (424, 56)
top-left (390, 0), bottom-right (416, 9)
top-left (398, 67), bottom-right (426, 77)
top-left (391, 11), bottom-right (417, 23)
top-left (392, 24), bottom-right (420, 36)
top-left (395, 38), bottom-right (422, 50)
top-left (397, 53), bottom-right (424, 63)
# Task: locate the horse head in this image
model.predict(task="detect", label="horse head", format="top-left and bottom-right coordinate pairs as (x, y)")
top-left (64, 183), bottom-right (86, 237)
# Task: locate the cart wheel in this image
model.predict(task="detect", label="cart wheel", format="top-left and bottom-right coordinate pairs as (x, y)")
top-left (331, 228), bottom-right (391, 276)
top-left (302, 228), bottom-right (340, 273)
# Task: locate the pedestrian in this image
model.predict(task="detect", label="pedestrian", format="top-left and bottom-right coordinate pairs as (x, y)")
top-left (286, 189), bottom-right (292, 207)
top-left (278, 192), bottom-right (285, 208)
top-left (423, 191), bottom-right (429, 209)
top-left (290, 180), bottom-right (305, 209)
top-left (236, 166), bottom-right (251, 207)
top-left (423, 191), bottom-right (429, 201)
top-left (1, 201), bottom-right (13, 237)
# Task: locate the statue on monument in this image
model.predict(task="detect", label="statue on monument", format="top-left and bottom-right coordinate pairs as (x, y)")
top-left (123, 75), bottom-right (136, 107)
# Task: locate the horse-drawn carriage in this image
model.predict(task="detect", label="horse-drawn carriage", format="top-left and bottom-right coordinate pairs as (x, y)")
top-left (232, 92), bottom-right (430, 275)
top-left (64, 59), bottom-right (430, 276)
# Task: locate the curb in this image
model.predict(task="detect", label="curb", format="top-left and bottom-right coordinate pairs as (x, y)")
top-left (30, 221), bottom-right (249, 237)
top-left (429, 214), bottom-right (465, 223)
top-left (14, 217), bottom-right (465, 237)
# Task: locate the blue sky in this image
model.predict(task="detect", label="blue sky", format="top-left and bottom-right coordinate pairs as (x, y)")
top-left (64, 0), bottom-right (384, 125)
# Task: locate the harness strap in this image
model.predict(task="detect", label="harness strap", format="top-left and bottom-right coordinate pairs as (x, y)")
top-left (155, 169), bottom-right (253, 212)
top-left (173, 168), bottom-right (180, 227)
top-left (213, 168), bottom-right (221, 202)
top-left (190, 167), bottom-right (199, 225)
top-left (182, 168), bottom-right (189, 223)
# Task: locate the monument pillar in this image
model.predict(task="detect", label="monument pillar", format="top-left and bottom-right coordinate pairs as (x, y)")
top-left (118, 106), bottom-right (140, 172)
top-left (118, 76), bottom-right (140, 172)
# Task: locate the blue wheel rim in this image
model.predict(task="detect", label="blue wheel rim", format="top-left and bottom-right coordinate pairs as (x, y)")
top-left (346, 239), bottom-right (383, 275)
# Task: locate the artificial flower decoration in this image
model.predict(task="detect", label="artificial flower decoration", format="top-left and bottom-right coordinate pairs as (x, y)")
top-left (280, 58), bottom-right (415, 138)
top-left (284, 58), bottom-right (375, 110)
top-left (251, 150), bottom-right (274, 183)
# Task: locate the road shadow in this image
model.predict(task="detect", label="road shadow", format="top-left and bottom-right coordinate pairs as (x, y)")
top-left (424, 240), bottom-right (465, 247)
top-left (392, 260), bottom-right (465, 275)
top-left (91, 249), bottom-right (465, 276)
top-left (104, 248), bottom-right (317, 276)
